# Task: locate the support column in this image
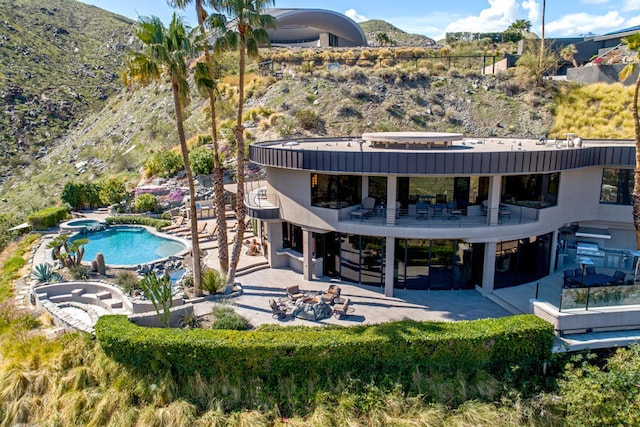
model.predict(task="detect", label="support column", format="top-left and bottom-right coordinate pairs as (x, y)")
top-left (386, 176), bottom-right (397, 225)
top-left (266, 222), bottom-right (285, 268)
top-left (361, 176), bottom-right (369, 200)
top-left (480, 241), bottom-right (497, 294)
top-left (384, 236), bottom-right (395, 297)
top-left (550, 229), bottom-right (559, 273)
top-left (303, 229), bottom-right (313, 281)
top-left (487, 175), bottom-right (501, 226)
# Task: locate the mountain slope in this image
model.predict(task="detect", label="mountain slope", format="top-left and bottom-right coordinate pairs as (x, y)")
top-left (360, 19), bottom-right (436, 47)
top-left (0, 0), bottom-right (134, 181)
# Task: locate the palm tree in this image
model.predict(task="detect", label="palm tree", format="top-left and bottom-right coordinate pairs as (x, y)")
top-left (169, 0), bottom-right (230, 277)
top-left (123, 14), bottom-right (203, 296)
top-left (209, 0), bottom-right (276, 290)
top-left (620, 33), bottom-right (640, 249)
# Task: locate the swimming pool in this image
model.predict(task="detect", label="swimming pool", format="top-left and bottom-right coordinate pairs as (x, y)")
top-left (72, 226), bottom-right (187, 266)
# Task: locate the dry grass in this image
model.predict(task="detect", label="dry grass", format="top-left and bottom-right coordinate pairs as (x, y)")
top-left (552, 82), bottom-right (635, 139)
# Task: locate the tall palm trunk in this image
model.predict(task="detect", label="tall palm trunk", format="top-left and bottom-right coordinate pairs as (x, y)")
top-left (226, 29), bottom-right (248, 289)
top-left (172, 78), bottom-right (203, 296)
top-left (195, 0), bottom-right (229, 275)
top-left (539, 0), bottom-right (545, 70)
top-left (633, 74), bottom-right (640, 249)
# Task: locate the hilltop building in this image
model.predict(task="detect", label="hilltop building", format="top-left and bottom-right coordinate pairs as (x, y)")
top-left (266, 8), bottom-right (367, 47)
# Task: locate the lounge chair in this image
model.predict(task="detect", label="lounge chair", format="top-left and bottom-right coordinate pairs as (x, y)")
top-left (351, 197), bottom-right (376, 220)
top-left (198, 225), bottom-right (218, 242)
top-left (161, 216), bottom-right (185, 231)
top-left (176, 222), bottom-right (207, 237)
top-left (322, 284), bottom-right (341, 304)
top-left (612, 270), bottom-right (626, 285)
top-left (333, 298), bottom-right (351, 318)
top-left (269, 298), bottom-right (287, 319)
top-left (286, 285), bottom-right (304, 301)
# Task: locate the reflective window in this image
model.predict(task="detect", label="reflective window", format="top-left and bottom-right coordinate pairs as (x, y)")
top-left (311, 173), bottom-right (362, 209)
top-left (501, 173), bottom-right (559, 208)
top-left (494, 233), bottom-right (552, 289)
top-left (600, 168), bottom-right (633, 205)
top-left (282, 222), bottom-right (303, 253)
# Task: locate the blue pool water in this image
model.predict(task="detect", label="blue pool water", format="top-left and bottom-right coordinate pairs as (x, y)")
top-left (73, 226), bottom-right (187, 266)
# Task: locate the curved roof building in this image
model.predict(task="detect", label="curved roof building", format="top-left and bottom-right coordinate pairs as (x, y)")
top-left (266, 8), bottom-right (368, 47)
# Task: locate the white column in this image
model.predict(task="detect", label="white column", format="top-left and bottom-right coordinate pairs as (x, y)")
top-left (361, 176), bottom-right (369, 200)
top-left (386, 176), bottom-right (397, 225)
top-left (480, 241), bottom-right (497, 294)
top-left (550, 229), bottom-right (559, 273)
top-left (267, 222), bottom-right (285, 268)
top-left (487, 175), bottom-right (501, 226)
top-left (303, 229), bottom-right (313, 281)
top-left (384, 236), bottom-right (395, 297)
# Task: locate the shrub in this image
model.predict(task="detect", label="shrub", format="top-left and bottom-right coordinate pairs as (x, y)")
top-left (275, 115), bottom-right (297, 137)
top-left (201, 268), bottom-right (225, 294)
top-left (295, 109), bottom-right (319, 130)
top-left (189, 147), bottom-right (215, 175)
top-left (144, 151), bottom-right (184, 178)
top-left (61, 183), bottom-right (102, 210)
top-left (134, 193), bottom-right (157, 213)
top-left (210, 314), bottom-right (250, 330)
top-left (99, 177), bottom-right (127, 206)
top-left (105, 216), bottom-right (171, 230)
top-left (139, 273), bottom-right (173, 327)
top-left (179, 311), bottom-right (201, 329)
top-left (96, 314), bottom-right (554, 399)
top-left (26, 206), bottom-right (69, 230)
top-left (115, 271), bottom-right (140, 295)
top-left (69, 265), bottom-right (90, 280)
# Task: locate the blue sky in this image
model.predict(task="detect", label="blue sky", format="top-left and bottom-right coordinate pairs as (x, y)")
top-left (79, 0), bottom-right (640, 40)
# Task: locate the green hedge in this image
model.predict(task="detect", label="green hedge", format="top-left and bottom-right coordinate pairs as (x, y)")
top-left (105, 216), bottom-right (171, 230)
top-left (96, 314), bottom-right (553, 390)
top-left (26, 206), bottom-right (69, 230)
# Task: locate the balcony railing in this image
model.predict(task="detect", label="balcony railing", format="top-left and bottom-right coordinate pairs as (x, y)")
top-left (339, 205), bottom-right (539, 228)
top-left (245, 186), bottom-right (280, 220)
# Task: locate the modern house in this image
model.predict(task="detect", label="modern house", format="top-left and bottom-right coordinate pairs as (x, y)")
top-left (247, 132), bottom-right (635, 303)
top-left (265, 8), bottom-right (367, 47)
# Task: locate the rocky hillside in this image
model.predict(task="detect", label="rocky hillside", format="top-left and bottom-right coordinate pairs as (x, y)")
top-left (0, 0), bottom-right (135, 182)
top-left (360, 20), bottom-right (436, 47)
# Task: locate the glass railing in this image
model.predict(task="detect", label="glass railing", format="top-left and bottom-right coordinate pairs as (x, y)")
top-left (559, 282), bottom-right (640, 311)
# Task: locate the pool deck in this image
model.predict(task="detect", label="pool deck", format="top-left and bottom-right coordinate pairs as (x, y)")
top-left (22, 210), bottom-right (640, 352)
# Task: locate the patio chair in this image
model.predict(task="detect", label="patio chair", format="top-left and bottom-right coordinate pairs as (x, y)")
top-left (161, 216), bottom-right (185, 231)
top-left (350, 197), bottom-right (376, 220)
top-left (269, 298), bottom-right (287, 319)
top-left (612, 270), bottom-right (626, 285)
top-left (286, 285), bottom-right (304, 301)
top-left (586, 266), bottom-right (596, 276)
top-left (333, 297), bottom-right (351, 318)
top-left (563, 270), bottom-right (579, 288)
top-left (574, 268), bottom-right (583, 279)
top-left (322, 284), bottom-right (341, 304)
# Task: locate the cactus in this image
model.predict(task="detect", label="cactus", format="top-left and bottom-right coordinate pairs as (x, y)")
top-left (95, 253), bottom-right (106, 275)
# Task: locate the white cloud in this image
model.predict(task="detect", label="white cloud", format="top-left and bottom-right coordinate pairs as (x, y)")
top-left (545, 11), bottom-right (625, 36)
top-left (521, 0), bottom-right (539, 23)
top-left (624, 14), bottom-right (640, 26)
top-left (445, 0), bottom-right (520, 33)
top-left (345, 8), bottom-right (367, 23)
top-left (581, 0), bottom-right (610, 4)
top-left (623, 0), bottom-right (640, 12)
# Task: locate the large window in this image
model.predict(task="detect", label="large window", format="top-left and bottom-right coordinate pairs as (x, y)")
top-left (600, 168), bottom-right (633, 205)
top-left (494, 233), bottom-right (552, 289)
top-left (501, 173), bottom-right (559, 208)
top-left (311, 173), bottom-right (362, 209)
top-left (282, 222), bottom-right (303, 253)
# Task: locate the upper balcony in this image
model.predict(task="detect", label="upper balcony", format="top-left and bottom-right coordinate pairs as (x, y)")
top-left (339, 203), bottom-right (539, 229)
top-left (245, 186), bottom-right (280, 220)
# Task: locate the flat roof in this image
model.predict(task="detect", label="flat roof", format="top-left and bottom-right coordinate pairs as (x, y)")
top-left (267, 134), bottom-right (633, 154)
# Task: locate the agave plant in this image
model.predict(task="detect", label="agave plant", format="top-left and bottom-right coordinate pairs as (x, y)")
top-left (31, 263), bottom-right (62, 284)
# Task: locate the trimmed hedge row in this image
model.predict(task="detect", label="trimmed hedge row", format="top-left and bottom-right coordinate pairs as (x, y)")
top-left (26, 206), bottom-right (69, 230)
top-left (96, 314), bottom-right (554, 388)
top-left (105, 215), bottom-right (171, 230)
